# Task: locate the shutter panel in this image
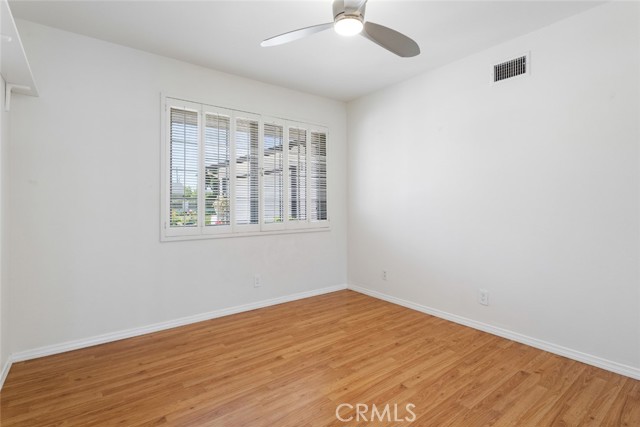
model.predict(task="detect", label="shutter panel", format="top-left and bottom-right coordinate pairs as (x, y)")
top-left (235, 116), bottom-right (260, 226)
top-left (204, 112), bottom-right (231, 227)
top-left (169, 107), bottom-right (199, 228)
top-left (263, 122), bottom-right (285, 226)
top-left (310, 130), bottom-right (328, 222)
top-left (288, 127), bottom-right (307, 222)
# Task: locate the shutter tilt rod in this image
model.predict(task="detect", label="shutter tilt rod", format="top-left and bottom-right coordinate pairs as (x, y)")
top-left (4, 83), bottom-right (31, 112)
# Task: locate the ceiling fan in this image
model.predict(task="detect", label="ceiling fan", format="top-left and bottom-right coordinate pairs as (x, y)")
top-left (260, 0), bottom-right (420, 58)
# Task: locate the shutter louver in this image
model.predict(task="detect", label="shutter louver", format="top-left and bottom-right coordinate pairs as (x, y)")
top-left (263, 123), bottom-right (284, 225)
top-left (288, 127), bottom-right (307, 221)
top-left (204, 113), bottom-right (231, 227)
top-left (235, 117), bottom-right (260, 225)
top-left (310, 131), bottom-right (328, 222)
top-left (169, 108), bottom-right (199, 228)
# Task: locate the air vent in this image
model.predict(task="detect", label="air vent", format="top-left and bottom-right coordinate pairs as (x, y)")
top-left (493, 55), bottom-right (527, 82)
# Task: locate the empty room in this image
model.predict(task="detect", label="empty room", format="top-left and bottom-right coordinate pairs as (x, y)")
top-left (0, 0), bottom-right (639, 425)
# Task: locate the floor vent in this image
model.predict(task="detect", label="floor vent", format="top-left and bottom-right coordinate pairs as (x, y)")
top-left (493, 55), bottom-right (527, 82)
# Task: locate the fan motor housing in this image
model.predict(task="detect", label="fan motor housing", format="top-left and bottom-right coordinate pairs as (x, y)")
top-left (333, 0), bottom-right (366, 21)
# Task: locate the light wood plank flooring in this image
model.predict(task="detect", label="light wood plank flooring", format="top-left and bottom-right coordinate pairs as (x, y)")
top-left (1, 290), bottom-right (638, 426)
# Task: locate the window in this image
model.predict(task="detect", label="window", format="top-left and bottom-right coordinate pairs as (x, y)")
top-left (310, 131), bottom-right (328, 222)
top-left (262, 120), bottom-right (285, 229)
top-left (204, 108), bottom-right (231, 233)
top-left (168, 103), bottom-right (199, 234)
top-left (288, 126), bottom-right (307, 223)
top-left (162, 97), bottom-right (329, 240)
top-left (234, 114), bottom-right (260, 230)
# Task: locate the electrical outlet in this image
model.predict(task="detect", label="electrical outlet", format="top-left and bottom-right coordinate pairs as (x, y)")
top-left (254, 274), bottom-right (262, 288)
top-left (382, 270), bottom-right (388, 281)
top-left (479, 289), bottom-right (489, 306)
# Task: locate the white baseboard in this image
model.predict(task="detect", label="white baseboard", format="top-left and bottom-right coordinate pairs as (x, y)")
top-left (9, 284), bottom-right (347, 364)
top-left (0, 358), bottom-right (12, 389)
top-left (348, 283), bottom-right (640, 381)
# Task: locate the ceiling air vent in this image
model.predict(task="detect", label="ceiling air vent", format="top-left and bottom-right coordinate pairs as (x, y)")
top-left (493, 54), bottom-right (528, 83)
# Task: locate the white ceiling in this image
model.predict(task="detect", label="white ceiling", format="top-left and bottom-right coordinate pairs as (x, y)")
top-left (9, 0), bottom-right (603, 101)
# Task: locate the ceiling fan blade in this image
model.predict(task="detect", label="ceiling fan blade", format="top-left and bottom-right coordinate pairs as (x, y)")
top-left (362, 21), bottom-right (420, 57)
top-left (261, 22), bottom-right (334, 47)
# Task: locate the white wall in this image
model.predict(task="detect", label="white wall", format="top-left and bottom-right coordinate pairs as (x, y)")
top-left (1, 75), bottom-right (9, 373)
top-left (348, 2), bottom-right (640, 370)
top-left (8, 20), bottom-right (347, 354)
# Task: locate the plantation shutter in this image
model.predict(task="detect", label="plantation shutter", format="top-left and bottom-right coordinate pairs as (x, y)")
top-left (310, 130), bottom-right (328, 222)
top-left (263, 122), bottom-right (285, 226)
top-left (288, 127), bottom-right (307, 222)
top-left (169, 107), bottom-right (199, 228)
top-left (235, 116), bottom-right (260, 226)
top-left (204, 112), bottom-right (231, 227)
top-left (163, 97), bottom-right (329, 240)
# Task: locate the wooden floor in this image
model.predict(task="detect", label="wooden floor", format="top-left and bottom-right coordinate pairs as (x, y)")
top-left (1, 290), bottom-right (638, 426)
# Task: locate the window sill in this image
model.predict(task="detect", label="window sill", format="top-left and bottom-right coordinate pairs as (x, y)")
top-left (160, 224), bottom-right (331, 242)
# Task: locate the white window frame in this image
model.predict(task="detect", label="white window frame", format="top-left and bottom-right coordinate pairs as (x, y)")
top-left (161, 95), bottom-right (330, 241)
